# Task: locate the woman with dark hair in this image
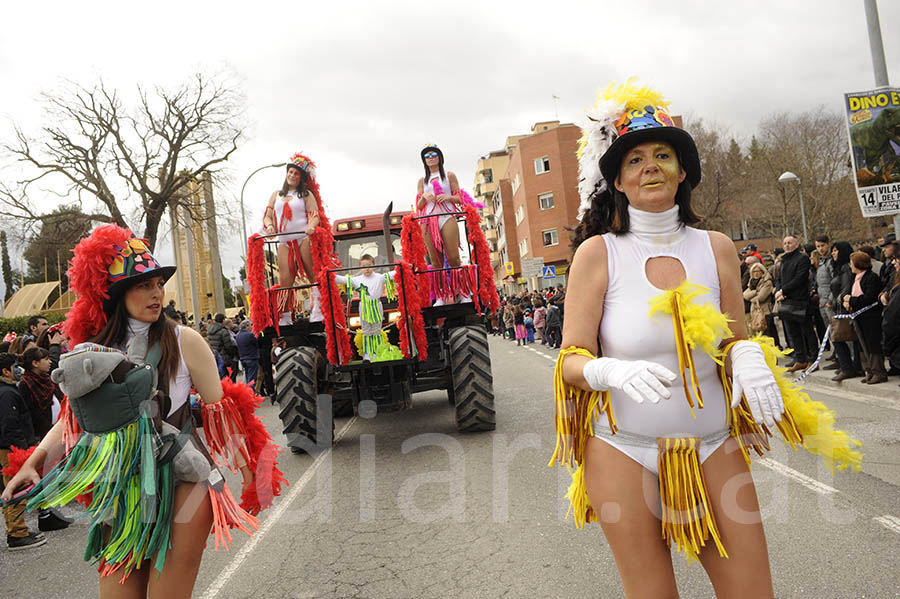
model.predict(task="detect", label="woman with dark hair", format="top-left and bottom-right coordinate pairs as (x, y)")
top-left (416, 144), bottom-right (467, 305)
top-left (2, 225), bottom-right (284, 597)
top-left (262, 153), bottom-right (322, 325)
top-left (557, 81), bottom-right (783, 597)
top-left (18, 347), bottom-right (58, 438)
top-left (17, 346), bottom-right (72, 533)
top-left (842, 251), bottom-right (885, 383)
top-left (830, 241), bottom-right (865, 381)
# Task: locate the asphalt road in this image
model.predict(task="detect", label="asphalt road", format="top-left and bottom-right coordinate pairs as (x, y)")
top-left (2, 335), bottom-right (899, 598)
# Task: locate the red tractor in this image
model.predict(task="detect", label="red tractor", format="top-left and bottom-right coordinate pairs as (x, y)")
top-left (249, 202), bottom-right (499, 454)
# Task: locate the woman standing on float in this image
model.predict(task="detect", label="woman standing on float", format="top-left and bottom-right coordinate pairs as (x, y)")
top-left (416, 144), bottom-right (466, 305)
top-left (263, 154), bottom-right (322, 323)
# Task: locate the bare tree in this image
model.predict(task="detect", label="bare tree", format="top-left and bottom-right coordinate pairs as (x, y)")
top-left (2, 72), bottom-right (244, 250)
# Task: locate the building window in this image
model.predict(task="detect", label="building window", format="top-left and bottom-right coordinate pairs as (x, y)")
top-left (538, 192), bottom-right (554, 210)
top-left (534, 156), bottom-right (550, 175)
top-left (542, 228), bottom-right (559, 247)
top-left (519, 237), bottom-right (528, 257)
top-left (484, 170), bottom-right (493, 183)
top-left (515, 205), bottom-right (525, 226)
top-left (512, 173), bottom-right (521, 195)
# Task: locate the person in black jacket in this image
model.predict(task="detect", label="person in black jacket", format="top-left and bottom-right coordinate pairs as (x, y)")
top-left (843, 252), bottom-right (886, 383)
top-left (880, 253), bottom-right (900, 385)
top-left (207, 313), bottom-right (237, 380)
top-left (775, 235), bottom-right (817, 371)
top-left (0, 352), bottom-right (46, 550)
top-left (829, 242), bottom-right (864, 381)
top-left (235, 320), bottom-right (259, 389)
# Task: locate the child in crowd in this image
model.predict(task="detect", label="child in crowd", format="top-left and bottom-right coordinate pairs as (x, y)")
top-left (524, 310), bottom-right (535, 344)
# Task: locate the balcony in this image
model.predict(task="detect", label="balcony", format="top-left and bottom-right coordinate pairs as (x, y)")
top-left (484, 228), bottom-right (498, 241)
top-left (490, 251), bottom-right (500, 264)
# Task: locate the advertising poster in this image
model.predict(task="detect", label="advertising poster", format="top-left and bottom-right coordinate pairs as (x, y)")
top-left (844, 87), bottom-right (900, 217)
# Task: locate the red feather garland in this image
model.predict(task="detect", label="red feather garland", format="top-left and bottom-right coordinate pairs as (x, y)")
top-left (401, 214), bottom-right (432, 306)
top-left (464, 205), bottom-right (500, 314)
top-left (203, 378), bottom-right (288, 516)
top-left (247, 234), bottom-right (273, 334)
top-left (394, 262), bottom-right (428, 361)
top-left (303, 182), bottom-right (352, 366)
top-left (1, 445), bottom-right (36, 478)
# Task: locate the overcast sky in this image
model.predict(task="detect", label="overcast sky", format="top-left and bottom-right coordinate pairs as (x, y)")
top-left (1, 0), bottom-right (899, 293)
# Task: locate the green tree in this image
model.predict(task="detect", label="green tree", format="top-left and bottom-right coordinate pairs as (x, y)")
top-left (222, 274), bottom-right (235, 309)
top-left (1, 231), bottom-right (17, 301)
top-left (23, 205), bottom-right (93, 288)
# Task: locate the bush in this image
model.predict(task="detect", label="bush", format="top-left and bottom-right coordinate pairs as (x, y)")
top-left (0, 313), bottom-right (66, 336)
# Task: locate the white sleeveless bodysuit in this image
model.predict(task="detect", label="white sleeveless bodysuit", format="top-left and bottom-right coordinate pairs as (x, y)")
top-left (594, 205), bottom-right (730, 474)
top-left (424, 172), bottom-right (454, 230)
top-left (274, 190), bottom-right (308, 244)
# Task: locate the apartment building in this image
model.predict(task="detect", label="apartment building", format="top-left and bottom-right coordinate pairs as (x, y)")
top-left (500, 121), bottom-right (581, 291)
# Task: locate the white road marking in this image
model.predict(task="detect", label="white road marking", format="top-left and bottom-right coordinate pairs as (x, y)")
top-left (758, 457), bottom-right (839, 495)
top-left (873, 515), bottom-right (900, 535)
top-left (200, 416), bottom-right (358, 599)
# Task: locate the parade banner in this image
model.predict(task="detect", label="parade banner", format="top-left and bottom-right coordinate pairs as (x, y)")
top-left (844, 87), bottom-right (900, 217)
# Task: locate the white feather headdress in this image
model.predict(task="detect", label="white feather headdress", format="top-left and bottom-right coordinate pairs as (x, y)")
top-left (576, 78), bottom-right (670, 221)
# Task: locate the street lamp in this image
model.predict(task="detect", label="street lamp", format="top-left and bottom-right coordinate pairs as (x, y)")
top-left (240, 162), bottom-right (286, 262)
top-left (778, 171), bottom-right (808, 242)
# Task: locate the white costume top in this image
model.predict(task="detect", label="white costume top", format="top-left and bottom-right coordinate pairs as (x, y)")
top-left (124, 319), bottom-right (192, 418)
top-left (334, 271), bottom-right (396, 297)
top-left (423, 172), bottom-right (455, 229)
top-left (595, 205), bottom-right (729, 471)
top-left (274, 190), bottom-right (308, 243)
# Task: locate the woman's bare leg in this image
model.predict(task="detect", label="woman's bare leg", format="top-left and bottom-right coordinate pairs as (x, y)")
top-left (697, 437), bottom-right (774, 598)
top-left (148, 482), bottom-right (214, 599)
top-left (299, 237), bottom-right (315, 282)
top-left (277, 244), bottom-right (294, 288)
top-left (440, 218), bottom-right (461, 268)
top-left (583, 437), bottom-right (679, 599)
top-left (423, 226), bottom-right (442, 270)
top-left (98, 560), bottom-right (151, 599)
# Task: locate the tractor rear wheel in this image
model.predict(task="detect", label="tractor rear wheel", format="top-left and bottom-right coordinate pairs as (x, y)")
top-left (448, 325), bottom-right (496, 432)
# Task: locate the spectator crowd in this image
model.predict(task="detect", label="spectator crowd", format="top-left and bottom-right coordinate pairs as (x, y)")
top-left (741, 233), bottom-right (900, 386)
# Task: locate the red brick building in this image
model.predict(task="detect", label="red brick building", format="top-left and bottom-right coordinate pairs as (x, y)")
top-left (499, 121), bottom-right (581, 291)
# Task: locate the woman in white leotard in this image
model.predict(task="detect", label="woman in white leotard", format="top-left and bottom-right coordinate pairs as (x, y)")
top-left (560, 83), bottom-right (783, 598)
top-left (263, 156), bottom-right (320, 323)
top-left (416, 144), bottom-right (463, 304)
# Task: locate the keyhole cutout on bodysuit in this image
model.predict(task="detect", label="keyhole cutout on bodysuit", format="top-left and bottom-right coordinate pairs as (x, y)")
top-left (645, 256), bottom-right (686, 291)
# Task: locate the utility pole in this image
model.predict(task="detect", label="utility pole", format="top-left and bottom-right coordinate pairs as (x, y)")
top-left (863, 0), bottom-right (898, 237)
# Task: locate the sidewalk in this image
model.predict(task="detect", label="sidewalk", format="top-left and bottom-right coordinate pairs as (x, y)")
top-left (799, 362), bottom-right (900, 402)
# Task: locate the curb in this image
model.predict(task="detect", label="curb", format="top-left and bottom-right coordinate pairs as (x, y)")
top-left (799, 365), bottom-right (900, 402)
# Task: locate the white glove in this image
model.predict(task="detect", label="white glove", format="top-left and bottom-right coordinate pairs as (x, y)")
top-left (582, 357), bottom-right (677, 404)
top-left (730, 340), bottom-right (785, 427)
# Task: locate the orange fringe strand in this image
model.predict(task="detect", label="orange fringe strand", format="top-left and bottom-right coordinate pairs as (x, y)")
top-left (247, 234), bottom-right (273, 334)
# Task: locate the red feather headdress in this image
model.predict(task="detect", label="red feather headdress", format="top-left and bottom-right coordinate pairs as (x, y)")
top-left (64, 224), bottom-right (135, 347)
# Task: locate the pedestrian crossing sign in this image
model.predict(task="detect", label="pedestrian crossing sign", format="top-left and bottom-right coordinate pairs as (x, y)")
top-left (542, 265), bottom-right (556, 279)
